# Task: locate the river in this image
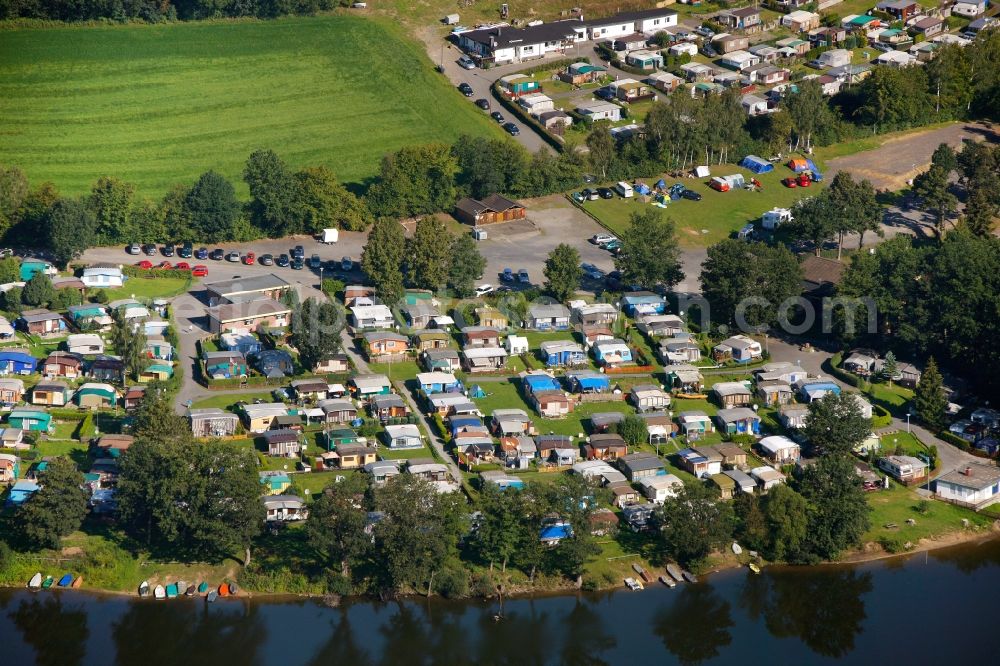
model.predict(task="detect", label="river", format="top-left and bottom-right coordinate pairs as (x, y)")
top-left (3, 538), bottom-right (1000, 665)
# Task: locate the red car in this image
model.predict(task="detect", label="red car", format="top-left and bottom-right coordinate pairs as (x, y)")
top-left (782, 177), bottom-right (798, 188)
top-left (191, 265), bottom-right (208, 277)
top-left (797, 174), bottom-right (812, 187)
top-left (243, 252), bottom-right (256, 265)
top-left (136, 260), bottom-right (153, 270)
top-left (158, 261), bottom-right (173, 269)
top-left (175, 261), bottom-right (190, 271)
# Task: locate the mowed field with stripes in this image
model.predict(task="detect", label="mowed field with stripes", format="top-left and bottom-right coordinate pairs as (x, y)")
top-left (0, 14), bottom-right (499, 196)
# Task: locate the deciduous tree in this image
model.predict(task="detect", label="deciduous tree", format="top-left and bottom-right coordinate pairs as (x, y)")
top-left (657, 482), bottom-right (735, 566)
top-left (797, 455), bottom-right (871, 561)
top-left (913, 164), bottom-right (957, 237)
top-left (21, 272), bottom-right (55, 307)
top-left (803, 392), bottom-right (872, 457)
top-left (615, 210), bottom-right (684, 290)
top-left (15, 457), bottom-right (87, 550)
top-left (700, 240), bottom-right (802, 330)
top-left (305, 474), bottom-right (372, 576)
top-left (290, 298), bottom-right (344, 371)
top-left (293, 166), bottom-right (372, 232)
top-left (406, 217), bottom-right (453, 290)
top-left (447, 233), bottom-right (487, 298)
top-left (244, 149), bottom-right (298, 236)
top-left (46, 198), bottom-right (96, 266)
top-left (543, 243), bottom-right (582, 302)
top-left (89, 176), bottom-right (136, 245)
top-left (184, 171), bottom-right (240, 242)
top-left (361, 217), bottom-right (406, 306)
top-left (761, 484), bottom-right (809, 562)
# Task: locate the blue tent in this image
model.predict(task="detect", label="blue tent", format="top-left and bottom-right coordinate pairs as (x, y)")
top-left (739, 155), bottom-right (773, 174)
top-left (634, 182), bottom-right (651, 195)
top-left (655, 179), bottom-right (666, 190)
top-left (469, 384), bottom-right (486, 398)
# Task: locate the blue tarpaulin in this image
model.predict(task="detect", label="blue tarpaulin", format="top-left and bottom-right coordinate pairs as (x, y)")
top-left (739, 155), bottom-right (773, 174)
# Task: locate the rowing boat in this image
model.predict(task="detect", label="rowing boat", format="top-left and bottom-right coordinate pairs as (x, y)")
top-left (41, 576), bottom-right (54, 590)
top-left (27, 573), bottom-right (42, 590)
top-left (57, 574), bottom-right (73, 587)
top-left (71, 576), bottom-right (83, 589)
top-left (138, 581), bottom-right (150, 597)
top-left (659, 575), bottom-right (676, 589)
top-left (153, 585), bottom-right (166, 600)
top-left (666, 564), bottom-right (684, 583)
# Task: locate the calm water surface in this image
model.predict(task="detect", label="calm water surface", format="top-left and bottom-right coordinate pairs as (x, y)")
top-left (4, 539), bottom-right (1000, 665)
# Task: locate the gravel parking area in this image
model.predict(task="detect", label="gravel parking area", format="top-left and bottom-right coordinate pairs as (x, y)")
top-left (826, 122), bottom-right (998, 192)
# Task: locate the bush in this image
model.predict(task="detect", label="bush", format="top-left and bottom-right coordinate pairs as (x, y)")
top-left (435, 564), bottom-right (469, 598)
top-left (877, 536), bottom-right (909, 554)
top-left (325, 572), bottom-right (354, 596)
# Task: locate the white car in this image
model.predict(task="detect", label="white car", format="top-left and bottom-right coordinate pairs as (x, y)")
top-left (475, 284), bottom-right (494, 297)
top-left (591, 234), bottom-right (616, 246)
top-left (458, 55), bottom-right (476, 69)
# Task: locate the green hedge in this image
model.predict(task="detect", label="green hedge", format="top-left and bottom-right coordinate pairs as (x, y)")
top-left (938, 430), bottom-right (971, 451)
top-left (872, 404), bottom-right (892, 429)
top-left (828, 351), bottom-right (870, 390)
top-left (74, 412), bottom-right (96, 441)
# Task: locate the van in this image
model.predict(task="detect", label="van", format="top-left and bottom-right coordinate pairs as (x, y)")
top-left (614, 181), bottom-right (634, 198)
top-left (458, 55), bottom-right (476, 69)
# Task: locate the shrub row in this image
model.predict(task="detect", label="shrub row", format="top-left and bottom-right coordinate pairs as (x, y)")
top-left (489, 82), bottom-right (565, 153)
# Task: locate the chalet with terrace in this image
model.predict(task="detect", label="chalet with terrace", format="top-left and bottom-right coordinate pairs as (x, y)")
top-left (43, 351), bottom-right (82, 379)
top-left (454, 194), bottom-right (526, 226)
top-left (412, 330), bottom-right (451, 352)
top-left (369, 393), bottom-right (408, 422)
top-left (363, 331), bottom-right (410, 362)
top-left (584, 433), bottom-right (628, 461)
top-left (712, 382), bottom-right (753, 408)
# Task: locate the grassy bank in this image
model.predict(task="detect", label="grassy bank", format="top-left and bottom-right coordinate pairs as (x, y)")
top-left (0, 14), bottom-right (499, 197)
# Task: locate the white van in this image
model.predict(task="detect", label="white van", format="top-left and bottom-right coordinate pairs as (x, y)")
top-left (614, 181), bottom-right (634, 198)
top-left (458, 55), bottom-right (476, 70)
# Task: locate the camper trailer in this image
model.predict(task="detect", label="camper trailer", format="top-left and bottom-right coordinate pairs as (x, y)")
top-left (614, 182), bottom-right (634, 198)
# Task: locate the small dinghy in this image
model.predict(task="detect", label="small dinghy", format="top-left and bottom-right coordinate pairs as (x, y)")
top-left (138, 581), bottom-right (150, 597)
top-left (732, 542), bottom-right (743, 555)
top-left (166, 583), bottom-right (178, 599)
top-left (28, 573), bottom-right (42, 590)
top-left (659, 575), bottom-right (676, 589)
top-left (624, 577), bottom-right (643, 591)
top-left (218, 583), bottom-right (230, 598)
top-left (176, 581), bottom-right (187, 596)
top-left (71, 576), bottom-right (83, 589)
top-left (41, 576), bottom-right (54, 590)
top-left (57, 574), bottom-right (73, 587)
top-left (206, 590), bottom-right (218, 603)
top-left (748, 563), bottom-right (761, 574)
top-left (153, 585), bottom-right (166, 600)
top-left (227, 582), bottom-right (238, 595)
top-left (197, 581), bottom-right (208, 594)
top-left (631, 563), bottom-right (652, 583)
top-left (682, 570), bottom-right (698, 584)
top-left (666, 564), bottom-right (684, 583)
top-left (185, 585), bottom-right (196, 597)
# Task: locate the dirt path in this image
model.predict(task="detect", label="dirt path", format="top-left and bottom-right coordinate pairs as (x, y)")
top-left (825, 122), bottom-right (999, 191)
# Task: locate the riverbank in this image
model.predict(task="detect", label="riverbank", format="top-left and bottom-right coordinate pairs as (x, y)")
top-left (6, 526), bottom-right (998, 604)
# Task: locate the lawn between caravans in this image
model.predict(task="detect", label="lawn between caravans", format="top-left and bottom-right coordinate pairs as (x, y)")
top-left (0, 14), bottom-right (500, 197)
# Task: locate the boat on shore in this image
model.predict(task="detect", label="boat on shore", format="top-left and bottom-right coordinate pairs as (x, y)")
top-left (138, 581), bottom-right (150, 598)
top-left (197, 581), bottom-right (208, 594)
top-left (71, 576), bottom-right (83, 589)
top-left (624, 577), bottom-right (643, 591)
top-left (631, 563), bottom-right (652, 583)
top-left (682, 570), bottom-right (698, 583)
top-left (41, 576), bottom-right (54, 590)
top-left (732, 542), bottom-right (743, 555)
top-left (666, 564), bottom-right (684, 583)
top-left (185, 585), bottom-right (196, 597)
top-left (659, 575), bottom-right (676, 588)
top-left (228, 582), bottom-right (239, 595)
top-left (218, 583), bottom-right (230, 598)
top-left (207, 590), bottom-right (218, 603)
top-left (153, 585), bottom-right (166, 600)
top-left (57, 574), bottom-right (73, 587)
top-left (748, 563), bottom-right (761, 574)
top-left (166, 583), bottom-right (178, 599)
top-left (176, 581), bottom-right (187, 596)
top-left (27, 573), bottom-right (42, 590)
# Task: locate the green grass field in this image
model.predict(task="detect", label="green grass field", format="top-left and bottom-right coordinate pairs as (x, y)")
top-left (579, 161), bottom-right (826, 247)
top-left (107, 275), bottom-right (191, 301)
top-left (0, 15), bottom-right (500, 197)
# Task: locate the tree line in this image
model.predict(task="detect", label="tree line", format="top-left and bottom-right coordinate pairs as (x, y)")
top-left (0, 0), bottom-right (349, 23)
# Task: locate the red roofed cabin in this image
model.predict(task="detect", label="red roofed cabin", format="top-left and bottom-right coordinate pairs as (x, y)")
top-left (454, 195), bottom-right (526, 226)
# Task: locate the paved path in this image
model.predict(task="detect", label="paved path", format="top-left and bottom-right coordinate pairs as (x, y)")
top-left (339, 325), bottom-right (462, 485)
top-left (393, 379), bottom-right (463, 485)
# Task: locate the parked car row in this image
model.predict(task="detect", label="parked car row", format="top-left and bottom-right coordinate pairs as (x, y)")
top-left (135, 260), bottom-right (209, 277)
top-left (127, 241), bottom-right (354, 275)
